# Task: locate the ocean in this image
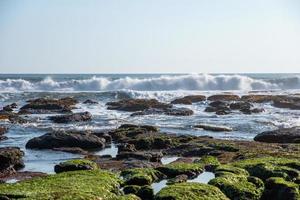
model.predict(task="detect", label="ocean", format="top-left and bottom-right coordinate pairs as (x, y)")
top-left (0, 73), bottom-right (300, 173)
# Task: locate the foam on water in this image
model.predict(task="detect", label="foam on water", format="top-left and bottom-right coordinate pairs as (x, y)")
top-left (1, 74), bottom-right (300, 92)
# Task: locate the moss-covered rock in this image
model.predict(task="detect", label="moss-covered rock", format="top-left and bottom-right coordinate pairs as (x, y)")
top-left (232, 157), bottom-right (300, 181)
top-left (261, 177), bottom-right (300, 200)
top-left (0, 170), bottom-right (137, 200)
top-left (121, 168), bottom-right (165, 186)
top-left (156, 162), bottom-right (203, 178)
top-left (209, 174), bottom-right (264, 200)
top-left (54, 159), bottom-right (98, 173)
top-left (214, 165), bottom-right (249, 177)
top-left (155, 182), bottom-right (229, 200)
top-left (123, 185), bottom-right (153, 200)
top-left (195, 156), bottom-right (220, 171)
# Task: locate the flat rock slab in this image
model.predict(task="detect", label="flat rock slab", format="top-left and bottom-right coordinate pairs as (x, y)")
top-left (49, 111), bottom-right (92, 123)
top-left (254, 127), bottom-right (300, 143)
top-left (194, 124), bottom-right (233, 132)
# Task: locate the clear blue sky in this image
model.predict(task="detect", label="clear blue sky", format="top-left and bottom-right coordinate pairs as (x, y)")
top-left (0, 0), bottom-right (300, 73)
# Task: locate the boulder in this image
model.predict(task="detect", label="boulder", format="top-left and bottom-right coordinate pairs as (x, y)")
top-left (207, 94), bottom-right (240, 101)
top-left (254, 127), bottom-right (300, 143)
top-left (116, 151), bottom-right (163, 162)
top-left (19, 97), bottom-right (77, 114)
top-left (106, 98), bottom-right (172, 112)
top-left (171, 95), bottom-right (206, 105)
top-left (230, 102), bottom-right (252, 110)
top-left (0, 147), bottom-right (24, 178)
top-left (273, 100), bottom-right (300, 110)
top-left (26, 131), bottom-right (106, 150)
top-left (49, 112), bottom-right (92, 123)
top-left (240, 108), bottom-right (265, 115)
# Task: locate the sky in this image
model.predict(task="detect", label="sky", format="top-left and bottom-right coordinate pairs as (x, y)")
top-left (0, 0), bottom-right (300, 73)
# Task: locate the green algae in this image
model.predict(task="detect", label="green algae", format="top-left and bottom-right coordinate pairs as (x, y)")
top-left (156, 162), bottom-right (203, 178)
top-left (155, 182), bottom-right (229, 200)
top-left (121, 168), bottom-right (165, 186)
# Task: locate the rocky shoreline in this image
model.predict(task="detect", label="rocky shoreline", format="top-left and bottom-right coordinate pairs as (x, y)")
top-left (0, 94), bottom-right (299, 199)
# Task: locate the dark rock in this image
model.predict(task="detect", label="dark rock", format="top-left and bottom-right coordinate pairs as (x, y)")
top-left (0, 111), bottom-right (28, 124)
top-left (54, 159), bottom-right (98, 173)
top-left (254, 127), bottom-right (300, 143)
top-left (0, 147), bottom-right (24, 178)
top-left (52, 147), bottom-right (89, 154)
top-left (49, 112), bottom-right (92, 123)
top-left (106, 98), bottom-right (172, 112)
top-left (2, 105), bottom-right (13, 112)
top-left (131, 107), bottom-right (194, 116)
top-left (216, 110), bottom-right (231, 115)
top-left (273, 100), bottom-right (300, 110)
top-left (167, 174), bottom-right (188, 184)
top-left (241, 95), bottom-right (286, 103)
top-left (171, 95), bottom-right (206, 105)
top-left (92, 132), bottom-right (112, 143)
top-left (116, 151), bottom-right (162, 162)
top-left (207, 94), bottom-right (240, 101)
top-left (0, 171), bottom-right (47, 183)
top-left (26, 131), bottom-right (106, 150)
top-left (230, 102), bottom-right (252, 110)
top-left (118, 143), bottom-right (136, 153)
top-left (209, 101), bottom-right (228, 108)
top-left (19, 97), bottom-right (77, 114)
top-left (194, 124), bottom-right (233, 132)
top-left (10, 103), bottom-right (17, 109)
top-left (240, 107), bottom-right (265, 114)
top-left (83, 99), bottom-right (98, 104)
top-left (0, 127), bottom-right (8, 136)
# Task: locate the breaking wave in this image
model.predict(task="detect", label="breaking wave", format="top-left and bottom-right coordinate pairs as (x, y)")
top-left (0, 74), bottom-right (300, 92)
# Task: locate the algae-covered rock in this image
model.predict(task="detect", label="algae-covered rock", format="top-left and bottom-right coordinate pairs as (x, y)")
top-left (155, 182), bottom-right (229, 200)
top-left (214, 165), bottom-right (249, 177)
top-left (121, 168), bottom-right (165, 186)
top-left (262, 177), bottom-right (300, 200)
top-left (209, 174), bottom-right (264, 200)
top-left (123, 185), bottom-right (153, 200)
top-left (157, 162), bottom-right (203, 178)
top-left (195, 156), bottom-right (220, 171)
top-left (232, 157), bottom-right (300, 181)
top-left (0, 170), bottom-right (137, 200)
top-left (54, 159), bottom-right (98, 173)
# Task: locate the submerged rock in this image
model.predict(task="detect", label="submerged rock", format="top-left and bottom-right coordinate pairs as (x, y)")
top-left (49, 111), bottom-right (92, 123)
top-left (106, 98), bottom-right (172, 112)
top-left (0, 127), bottom-right (8, 141)
top-left (254, 127), bottom-right (300, 143)
top-left (171, 95), bottom-right (206, 105)
top-left (26, 131), bottom-right (106, 150)
top-left (273, 100), bottom-right (300, 110)
top-left (194, 124), bottom-right (233, 132)
top-left (19, 97), bottom-right (77, 114)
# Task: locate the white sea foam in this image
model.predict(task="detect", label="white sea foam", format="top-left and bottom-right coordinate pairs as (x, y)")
top-left (0, 74), bottom-right (300, 92)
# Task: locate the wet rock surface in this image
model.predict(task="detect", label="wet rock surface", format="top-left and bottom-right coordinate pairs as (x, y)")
top-left (49, 111), bottom-right (92, 123)
top-left (25, 130), bottom-right (106, 150)
top-left (194, 124), bottom-right (233, 132)
top-left (254, 127), bottom-right (300, 143)
top-left (106, 98), bottom-right (172, 112)
top-left (171, 95), bottom-right (206, 105)
top-left (19, 97), bottom-right (77, 114)
top-left (131, 107), bottom-right (194, 116)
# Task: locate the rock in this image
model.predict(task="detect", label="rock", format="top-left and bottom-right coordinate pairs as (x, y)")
top-left (194, 124), bottom-right (233, 132)
top-left (216, 110), bottom-right (231, 115)
top-left (49, 112), bottom-right (92, 123)
top-left (52, 147), bottom-right (88, 154)
top-left (10, 103), bottom-right (17, 109)
top-left (157, 162), bottom-right (203, 178)
top-left (131, 107), bottom-right (194, 116)
top-left (207, 94), bottom-right (240, 101)
top-left (106, 98), bottom-right (172, 112)
top-left (167, 174), bottom-right (188, 185)
top-left (19, 97), bottom-right (77, 114)
top-left (230, 102), bottom-right (252, 110)
top-left (209, 174), bottom-right (264, 200)
top-left (0, 171), bottom-right (47, 183)
top-left (273, 100), bottom-right (300, 110)
top-left (209, 101), bottom-right (228, 108)
top-left (26, 131), bottom-right (106, 150)
top-left (205, 101), bottom-right (230, 115)
top-left (241, 95), bottom-right (284, 103)
top-left (262, 177), bottom-right (300, 200)
top-left (92, 132), bottom-right (112, 143)
top-left (54, 159), bottom-right (98, 173)
top-left (2, 105), bottom-right (12, 112)
top-left (118, 143), bottom-right (137, 153)
top-left (0, 147), bottom-right (24, 178)
top-left (155, 182), bottom-right (229, 200)
top-left (116, 151), bottom-right (163, 162)
top-left (0, 111), bottom-right (28, 124)
top-left (240, 108), bottom-right (265, 115)
top-left (0, 170), bottom-right (131, 199)
top-left (0, 127), bottom-right (8, 141)
top-left (171, 95), bottom-right (206, 105)
top-left (254, 127), bottom-right (300, 143)
top-left (83, 99), bottom-right (98, 104)
top-left (121, 168), bottom-right (165, 185)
